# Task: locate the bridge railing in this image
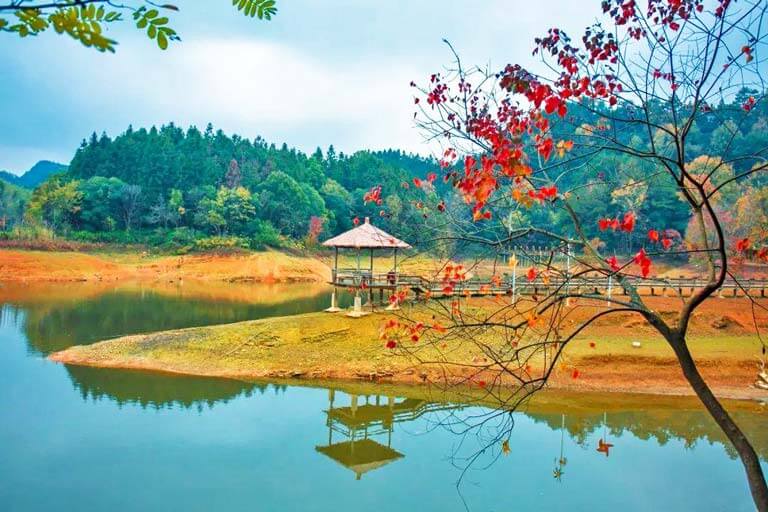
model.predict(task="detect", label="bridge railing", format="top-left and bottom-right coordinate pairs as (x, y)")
top-left (331, 269), bottom-right (768, 297)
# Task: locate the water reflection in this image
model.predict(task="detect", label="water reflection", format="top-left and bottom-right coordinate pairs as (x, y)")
top-left (1, 282), bottom-right (767, 511)
top-left (0, 280), bottom-right (338, 355)
top-left (524, 399), bottom-right (768, 462)
top-left (316, 389), bottom-right (466, 479)
top-left (64, 365), bottom-right (287, 410)
top-left (62, 357), bottom-right (767, 478)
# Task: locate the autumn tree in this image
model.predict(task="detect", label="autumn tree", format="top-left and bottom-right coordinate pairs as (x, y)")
top-left (390, 0), bottom-right (768, 508)
top-left (0, 0), bottom-right (277, 52)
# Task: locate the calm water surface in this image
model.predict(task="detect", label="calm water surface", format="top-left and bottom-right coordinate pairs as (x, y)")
top-left (0, 281), bottom-right (765, 511)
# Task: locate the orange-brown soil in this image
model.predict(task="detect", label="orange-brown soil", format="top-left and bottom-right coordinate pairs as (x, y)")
top-left (0, 249), bottom-right (329, 283)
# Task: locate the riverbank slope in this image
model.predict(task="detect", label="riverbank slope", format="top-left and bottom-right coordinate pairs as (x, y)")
top-left (0, 249), bottom-right (330, 283)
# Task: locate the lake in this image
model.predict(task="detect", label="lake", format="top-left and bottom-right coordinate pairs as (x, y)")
top-left (0, 280), bottom-right (765, 511)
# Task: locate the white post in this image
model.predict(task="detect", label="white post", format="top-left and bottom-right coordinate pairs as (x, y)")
top-left (324, 290), bottom-right (341, 312)
top-left (346, 246), bottom-right (369, 317)
top-left (325, 246), bottom-right (343, 312)
top-left (355, 247), bottom-right (362, 312)
top-left (607, 275), bottom-right (613, 302)
top-left (510, 252), bottom-right (518, 303)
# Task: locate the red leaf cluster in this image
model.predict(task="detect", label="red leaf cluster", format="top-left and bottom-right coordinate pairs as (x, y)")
top-left (598, 212), bottom-right (635, 232)
top-left (528, 185), bottom-right (558, 202)
top-left (736, 238), bottom-right (751, 252)
top-left (363, 185), bottom-right (383, 205)
top-left (633, 248), bottom-right (652, 278)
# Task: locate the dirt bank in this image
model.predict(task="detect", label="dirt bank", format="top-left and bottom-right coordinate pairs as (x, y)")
top-left (0, 249), bottom-right (329, 283)
top-left (50, 297), bottom-right (768, 401)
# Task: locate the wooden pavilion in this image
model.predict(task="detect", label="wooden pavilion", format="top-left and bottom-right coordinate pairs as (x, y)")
top-left (322, 217), bottom-right (411, 316)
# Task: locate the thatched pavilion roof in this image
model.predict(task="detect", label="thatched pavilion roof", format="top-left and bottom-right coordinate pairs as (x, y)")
top-left (315, 438), bottom-right (404, 479)
top-left (322, 217), bottom-right (411, 249)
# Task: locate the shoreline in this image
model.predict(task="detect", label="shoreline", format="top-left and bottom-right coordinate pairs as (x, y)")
top-left (49, 305), bottom-right (768, 402)
top-left (49, 351), bottom-right (768, 401)
top-left (0, 248), bottom-right (330, 283)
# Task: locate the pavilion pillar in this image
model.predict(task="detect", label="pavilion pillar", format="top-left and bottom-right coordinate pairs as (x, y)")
top-left (386, 247), bottom-right (401, 311)
top-left (325, 246), bottom-right (342, 312)
top-left (333, 247), bottom-right (338, 283)
top-left (346, 247), bottom-right (367, 317)
top-left (394, 248), bottom-right (398, 284)
top-left (369, 248), bottom-right (374, 310)
top-left (354, 248), bottom-right (362, 312)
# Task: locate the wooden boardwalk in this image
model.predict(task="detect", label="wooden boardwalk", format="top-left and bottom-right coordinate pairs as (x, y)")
top-left (330, 270), bottom-right (768, 299)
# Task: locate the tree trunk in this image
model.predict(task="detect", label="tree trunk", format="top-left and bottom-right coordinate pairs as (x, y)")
top-left (669, 335), bottom-right (768, 511)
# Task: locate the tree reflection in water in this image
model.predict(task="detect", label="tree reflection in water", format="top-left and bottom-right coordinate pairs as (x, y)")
top-left (57, 361), bottom-right (768, 483)
top-left (0, 281), bottom-right (335, 355)
top-left (64, 365), bottom-right (287, 411)
top-left (2, 282), bottom-right (765, 501)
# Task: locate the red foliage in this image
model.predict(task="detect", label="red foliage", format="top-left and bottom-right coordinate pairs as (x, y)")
top-left (307, 216), bottom-right (324, 242)
top-left (736, 238), bottom-right (751, 252)
top-left (363, 185), bottom-right (383, 205)
top-left (633, 248), bottom-right (652, 278)
top-left (620, 212), bottom-right (636, 232)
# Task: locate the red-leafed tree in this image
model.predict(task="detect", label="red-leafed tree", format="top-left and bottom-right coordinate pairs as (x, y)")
top-left (394, 0), bottom-right (768, 508)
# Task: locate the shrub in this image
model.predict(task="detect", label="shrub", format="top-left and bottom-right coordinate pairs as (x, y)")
top-left (194, 235), bottom-right (250, 252)
top-left (248, 219), bottom-right (283, 250)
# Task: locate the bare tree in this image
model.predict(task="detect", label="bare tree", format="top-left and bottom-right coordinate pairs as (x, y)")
top-left (386, 1), bottom-right (768, 508)
top-left (117, 183), bottom-right (142, 232)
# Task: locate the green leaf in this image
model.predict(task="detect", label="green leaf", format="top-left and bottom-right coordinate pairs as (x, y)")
top-left (157, 31), bottom-right (168, 49)
top-left (148, 24), bottom-right (157, 39)
top-left (145, 9), bottom-right (159, 19)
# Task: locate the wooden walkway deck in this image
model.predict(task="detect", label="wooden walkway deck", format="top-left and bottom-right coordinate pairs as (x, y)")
top-left (330, 270), bottom-right (768, 299)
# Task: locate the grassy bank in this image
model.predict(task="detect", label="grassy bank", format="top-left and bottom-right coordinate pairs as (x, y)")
top-left (0, 248), bottom-right (330, 283)
top-left (50, 297), bottom-right (768, 400)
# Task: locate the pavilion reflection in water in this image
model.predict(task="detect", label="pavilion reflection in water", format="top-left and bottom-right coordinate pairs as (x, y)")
top-left (315, 389), bottom-right (463, 480)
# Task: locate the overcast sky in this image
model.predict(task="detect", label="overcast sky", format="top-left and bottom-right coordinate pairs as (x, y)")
top-left (0, 1), bottom-right (605, 174)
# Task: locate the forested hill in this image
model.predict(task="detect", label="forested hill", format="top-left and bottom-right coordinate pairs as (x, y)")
top-left (31, 124), bottom-right (438, 247)
top-left (0, 160), bottom-right (67, 189)
top-left (12, 88), bottom-right (768, 255)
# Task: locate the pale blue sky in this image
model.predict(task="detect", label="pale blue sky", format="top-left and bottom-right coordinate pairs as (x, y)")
top-left (0, 1), bottom-right (605, 173)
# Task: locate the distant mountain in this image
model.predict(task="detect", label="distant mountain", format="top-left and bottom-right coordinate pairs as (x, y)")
top-left (0, 160), bottom-right (67, 189)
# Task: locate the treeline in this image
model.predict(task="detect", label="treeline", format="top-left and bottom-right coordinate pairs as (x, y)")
top-left (13, 123), bottom-right (437, 251)
top-left (0, 179), bottom-right (29, 231)
top-left (3, 88), bottom-right (767, 255)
